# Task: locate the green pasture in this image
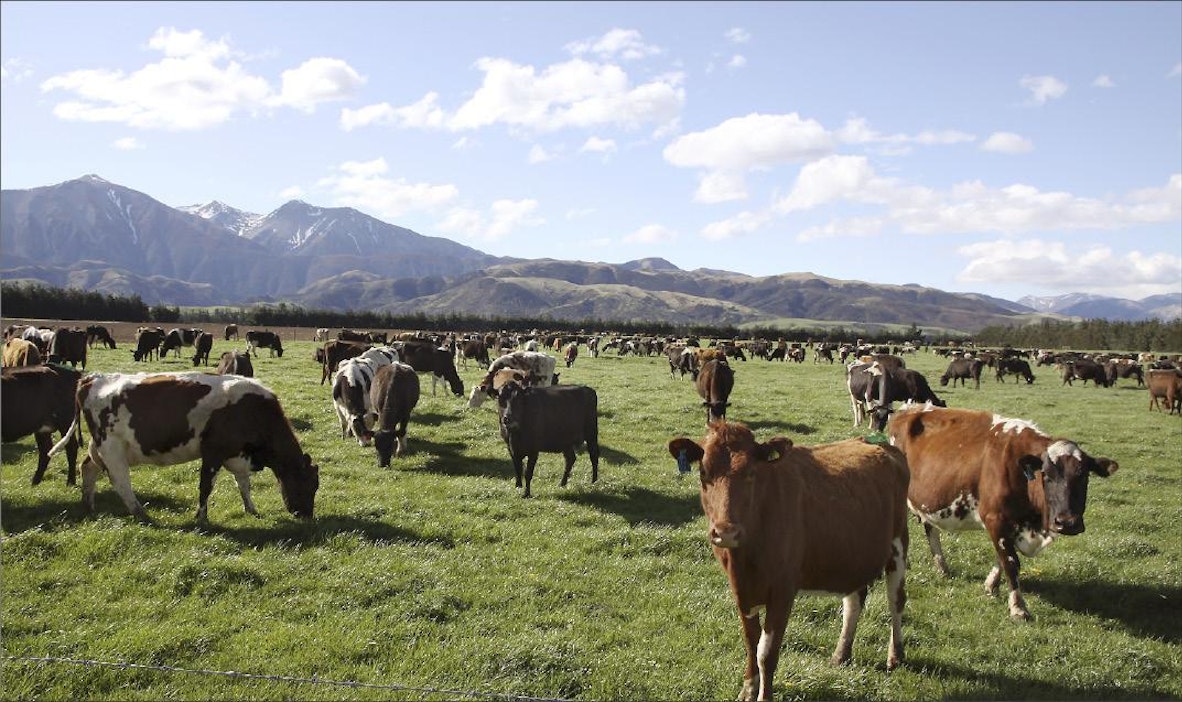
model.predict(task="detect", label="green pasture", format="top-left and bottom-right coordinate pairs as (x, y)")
top-left (3, 338), bottom-right (1180, 700)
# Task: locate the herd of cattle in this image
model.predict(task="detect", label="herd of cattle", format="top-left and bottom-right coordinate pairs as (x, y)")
top-left (3, 322), bottom-right (1180, 700)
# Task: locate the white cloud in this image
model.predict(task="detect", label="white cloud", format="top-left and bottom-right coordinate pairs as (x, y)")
top-left (1092, 74), bottom-right (1115, 88)
top-left (1, 58), bottom-right (34, 82)
top-left (315, 157), bottom-right (459, 220)
top-left (579, 136), bottom-right (616, 154)
top-left (836, 117), bottom-right (975, 149)
top-left (565, 207), bottom-right (595, 220)
top-left (728, 55), bottom-right (747, 69)
top-left (452, 136), bottom-right (475, 150)
top-left (725, 28), bottom-right (751, 44)
top-left (279, 185), bottom-right (305, 200)
top-left (40, 27), bottom-right (361, 130)
top-left (624, 224), bottom-right (677, 244)
top-left (1169, 62), bottom-right (1182, 78)
top-left (701, 210), bottom-right (773, 241)
top-left (528, 144), bottom-right (553, 163)
top-left (796, 217), bottom-right (884, 242)
top-left (274, 57), bottom-right (365, 112)
top-left (341, 93), bottom-right (446, 131)
top-left (1019, 74), bottom-right (1068, 104)
top-left (438, 199), bottom-right (543, 242)
top-left (565, 28), bottom-right (661, 61)
top-left (981, 131), bottom-right (1034, 154)
top-left (776, 155), bottom-right (894, 213)
top-left (112, 136), bottom-right (143, 150)
top-left (957, 238), bottom-right (1182, 298)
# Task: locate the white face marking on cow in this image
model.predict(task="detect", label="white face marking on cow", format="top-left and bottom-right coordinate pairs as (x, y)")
top-left (1046, 440), bottom-right (1081, 463)
top-left (991, 414), bottom-right (1047, 437)
top-left (909, 492), bottom-right (983, 532)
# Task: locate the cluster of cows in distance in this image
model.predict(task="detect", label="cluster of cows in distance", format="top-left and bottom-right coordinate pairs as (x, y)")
top-left (3, 322), bottom-right (1181, 699)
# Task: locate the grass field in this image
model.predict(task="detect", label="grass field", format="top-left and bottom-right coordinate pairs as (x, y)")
top-left (3, 327), bottom-right (1180, 700)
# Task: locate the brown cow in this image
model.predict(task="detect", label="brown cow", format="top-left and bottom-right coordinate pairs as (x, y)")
top-left (696, 358), bottom-right (735, 424)
top-left (369, 362), bottom-right (421, 466)
top-left (318, 339), bottom-right (370, 385)
top-left (2, 364), bottom-right (82, 485)
top-left (3, 338), bottom-right (42, 367)
top-left (668, 422), bottom-right (908, 700)
top-left (400, 339), bottom-right (464, 396)
top-left (1147, 368), bottom-right (1182, 414)
top-left (215, 351), bottom-right (254, 377)
top-left (887, 405), bottom-right (1117, 621)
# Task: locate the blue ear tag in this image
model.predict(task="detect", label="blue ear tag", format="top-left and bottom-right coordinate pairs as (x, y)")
top-left (677, 449), bottom-right (691, 476)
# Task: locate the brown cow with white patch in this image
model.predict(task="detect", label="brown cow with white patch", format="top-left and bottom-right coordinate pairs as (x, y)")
top-left (51, 372), bottom-right (319, 522)
top-left (668, 422), bottom-right (908, 701)
top-left (216, 351), bottom-right (254, 377)
top-left (887, 405), bottom-right (1117, 621)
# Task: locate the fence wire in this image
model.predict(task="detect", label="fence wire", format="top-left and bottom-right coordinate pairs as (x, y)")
top-left (3, 655), bottom-right (571, 702)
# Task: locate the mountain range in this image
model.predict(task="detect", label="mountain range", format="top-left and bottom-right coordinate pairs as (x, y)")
top-left (2, 175), bottom-right (1177, 333)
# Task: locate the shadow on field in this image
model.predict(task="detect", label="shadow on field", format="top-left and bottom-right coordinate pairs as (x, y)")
top-left (413, 437), bottom-right (510, 480)
top-left (903, 657), bottom-right (1169, 700)
top-left (202, 514), bottom-right (452, 549)
top-left (1, 442), bottom-right (38, 465)
top-left (0, 490), bottom-right (191, 533)
top-left (556, 486), bottom-right (700, 527)
top-left (289, 417), bottom-right (314, 432)
top-left (413, 411), bottom-right (460, 427)
top-left (1026, 578), bottom-right (1182, 644)
top-left (741, 418), bottom-right (817, 435)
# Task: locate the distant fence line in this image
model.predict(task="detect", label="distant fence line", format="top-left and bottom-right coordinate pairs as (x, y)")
top-left (3, 655), bottom-right (571, 702)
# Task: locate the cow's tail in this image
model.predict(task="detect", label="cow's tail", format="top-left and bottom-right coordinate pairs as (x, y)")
top-left (48, 415), bottom-right (81, 457)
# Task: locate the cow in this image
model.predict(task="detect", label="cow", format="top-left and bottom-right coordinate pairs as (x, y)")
top-left (496, 380), bottom-right (599, 498)
top-left (191, 332), bottom-right (214, 366)
top-left (468, 351), bottom-right (557, 408)
top-left (215, 351), bottom-right (254, 377)
top-left (940, 357), bottom-right (984, 389)
top-left (319, 339), bottom-right (370, 385)
top-left (159, 328), bottom-right (185, 358)
top-left (995, 357), bottom-right (1036, 384)
top-left (1060, 359), bottom-right (1110, 387)
top-left (132, 327), bottom-right (165, 362)
top-left (564, 341), bottom-right (579, 368)
top-left (1147, 368), bottom-right (1182, 414)
top-left (848, 362), bottom-right (946, 430)
top-left (337, 329), bottom-right (369, 342)
top-left (85, 325), bottom-right (117, 349)
top-left (369, 362), bottom-right (421, 466)
top-left (887, 405), bottom-right (1117, 621)
top-left (697, 358), bottom-right (735, 424)
top-left (664, 345), bottom-right (696, 379)
top-left (1107, 360), bottom-right (1145, 387)
top-left (245, 330), bottom-right (284, 358)
top-left (47, 327), bottom-right (88, 369)
top-left (3, 338), bottom-right (42, 367)
top-left (667, 421), bottom-right (908, 700)
top-left (455, 338), bottom-right (491, 370)
top-left (331, 351), bottom-right (396, 446)
top-left (50, 372), bottom-right (319, 522)
top-left (224, 324), bottom-right (239, 341)
top-left (399, 340), bottom-right (464, 396)
top-left (314, 328), bottom-right (331, 342)
top-left (2, 364), bottom-right (82, 485)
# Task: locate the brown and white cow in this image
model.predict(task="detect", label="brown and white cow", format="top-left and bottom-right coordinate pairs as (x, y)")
top-left (191, 331), bottom-right (214, 366)
top-left (668, 422), bottom-right (908, 700)
top-left (468, 351), bottom-right (557, 408)
top-left (697, 358), bottom-right (735, 424)
top-left (2, 364), bottom-right (82, 485)
top-left (215, 351), bottom-right (254, 377)
top-left (369, 362), bottom-right (421, 466)
top-left (51, 372), bottom-right (319, 522)
top-left (887, 405), bottom-right (1117, 620)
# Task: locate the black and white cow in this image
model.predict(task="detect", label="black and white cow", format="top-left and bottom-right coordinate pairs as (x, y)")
top-left (468, 351), bottom-right (557, 408)
top-left (246, 330), bottom-right (284, 358)
top-left (331, 348), bottom-right (398, 445)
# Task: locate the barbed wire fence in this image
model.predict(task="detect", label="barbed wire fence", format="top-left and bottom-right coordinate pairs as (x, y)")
top-left (3, 654), bottom-right (572, 702)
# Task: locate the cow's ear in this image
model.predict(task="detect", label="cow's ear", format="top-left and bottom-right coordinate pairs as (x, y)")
top-left (1018, 454), bottom-right (1043, 481)
top-left (1091, 458), bottom-right (1119, 477)
top-left (668, 437), bottom-right (704, 463)
top-left (758, 437), bottom-right (793, 462)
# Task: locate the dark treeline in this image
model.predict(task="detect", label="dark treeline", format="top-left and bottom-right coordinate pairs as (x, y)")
top-left (4, 281), bottom-right (1179, 351)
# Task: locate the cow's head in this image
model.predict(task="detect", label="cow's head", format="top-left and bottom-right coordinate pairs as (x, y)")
top-left (495, 380), bottom-right (529, 431)
top-left (276, 452), bottom-right (319, 519)
top-left (373, 430), bottom-right (399, 468)
top-left (1020, 441), bottom-right (1118, 536)
top-left (669, 421), bottom-right (793, 550)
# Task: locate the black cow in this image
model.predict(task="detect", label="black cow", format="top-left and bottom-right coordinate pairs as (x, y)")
top-left (849, 361), bottom-right (946, 430)
top-left (2, 364), bottom-right (82, 485)
top-left (85, 325), bottom-right (117, 349)
top-left (47, 328), bottom-right (88, 369)
top-left (940, 357), bottom-right (984, 389)
top-left (496, 381), bottom-right (599, 498)
top-left (399, 340), bottom-right (464, 396)
top-left (160, 328), bottom-right (185, 358)
top-left (132, 327), bottom-right (165, 362)
top-left (191, 332), bottom-right (214, 366)
top-left (996, 357), bottom-right (1036, 384)
top-left (1062, 359), bottom-right (1110, 388)
top-left (246, 330), bottom-right (284, 358)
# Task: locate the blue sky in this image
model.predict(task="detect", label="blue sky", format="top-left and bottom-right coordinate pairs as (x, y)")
top-left (2, 1), bottom-right (1179, 303)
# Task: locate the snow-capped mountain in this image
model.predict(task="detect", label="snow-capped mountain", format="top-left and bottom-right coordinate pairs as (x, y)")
top-left (178, 200), bottom-right (261, 236)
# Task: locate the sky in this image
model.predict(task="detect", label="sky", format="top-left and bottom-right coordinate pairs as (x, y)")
top-left (2, 1), bottom-right (1180, 304)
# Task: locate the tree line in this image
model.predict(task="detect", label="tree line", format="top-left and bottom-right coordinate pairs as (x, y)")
top-left (3, 281), bottom-right (1178, 352)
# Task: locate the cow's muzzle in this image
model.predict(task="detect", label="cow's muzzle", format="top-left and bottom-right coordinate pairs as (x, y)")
top-left (709, 522), bottom-right (743, 549)
top-left (1054, 514), bottom-right (1085, 535)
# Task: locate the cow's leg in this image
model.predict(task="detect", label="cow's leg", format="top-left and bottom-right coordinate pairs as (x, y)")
top-left (833, 586), bottom-right (868, 666)
top-left (395, 419), bottom-right (408, 457)
top-left (986, 521), bottom-right (1030, 620)
top-left (737, 608), bottom-right (762, 701)
top-left (559, 447), bottom-right (576, 487)
top-left (512, 453), bottom-right (524, 490)
top-left (924, 523), bottom-right (950, 576)
top-left (588, 438), bottom-right (600, 484)
top-left (64, 429), bottom-right (79, 486)
top-left (31, 432), bottom-right (53, 485)
top-left (523, 454), bottom-right (538, 498)
top-left (103, 454), bottom-right (147, 521)
top-left (196, 459), bottom-right (220, 522)
top-left (80, 455), bottom-right (102, 512)
top-left (223, 458), bottom-right (259, 517)
top-left (885, 535), bottom-right (907, 669)
top-left (757, 598), bottom-right (791, 701)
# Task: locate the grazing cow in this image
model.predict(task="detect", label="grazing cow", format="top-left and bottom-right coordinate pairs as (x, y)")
top-left (995, 357), bottom-right (1036, 384)
top-left (85, 325), bottom-right (117, 349)
top-left (496, 380), bottom-right (599, 498)
top-left (52, 372), bottom-right (319, 522)
top-left (319, 339), bottom-right (370, 385)
top-left (400, 340), bottom-right (464, 396)
top-left (337, 329), bottom-right (369, 342)
top-left (369, 362), bottom-right (421, 466)
top-left (813, 344), bottom-right (835, 364)
top-left (1107, 360), bottom-right (1144, 387)
top-left (224, 324), bottom-right (239, 341)
top-left (314, 328), bottom-right (331, 342)
top-left (697, 358), bottom-right (735, 424)
top-left (215, 351), bottom-right (254, 377)
top-left (3, 338), bottom-right (42, 367)
top-left (940, 358), bottom-right (984, 389)
top-left (888, 405), bottom-right (1117, 620)
top-left (245, 330), bottom-right (284, 358)
top-left (664, 345), bottom-right (696, 379)
top-left (564, 341), bottom-right (579, 368)
top-left (191, 332), bottom-right (214, 366)
top-left (468, 351), bottom-right (557, 408)
top-left (132, 327), bottom-right (165, 362)
top-left (848, 362), bottom-right (946, 430)
top-left (47, 328), bottom-right (88, 369)
top-left (1061, 359), bottom-right (1110, 387)
top-left (331, 351), bottom-right (395, 446)
top-left (180, 328), bottom-right (203, 347)
top-left (2, 364), bottom-right (82, 485)
top-left (455, 338), bottom-right (491, 369)
top-left (159, 328), bottom-right (185, 358)
top-left (668, 422), bottom-right (908, 700)
top-left (1147, 368), bottom-right (1182, 414)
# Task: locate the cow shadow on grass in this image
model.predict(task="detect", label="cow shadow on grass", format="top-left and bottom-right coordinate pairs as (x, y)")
top-left (1026, 577), bottom-right (1182, 644)
top-left (740, 418), bottom-right (817, 435)
top-left (411, 437), bottom-right (512, 481)
top-left (412, 411), bottom-right (461, 428)
top-left (0, 490), bottom-right (191, 533)
top-left (894, 657), bottom-right (1164, 700)
top-left (201, 513), bottom-right (452, 550)
top-left (556, 486), bottom-right (701, 527)
top-left (2, 442), bottom-right (39, 465)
